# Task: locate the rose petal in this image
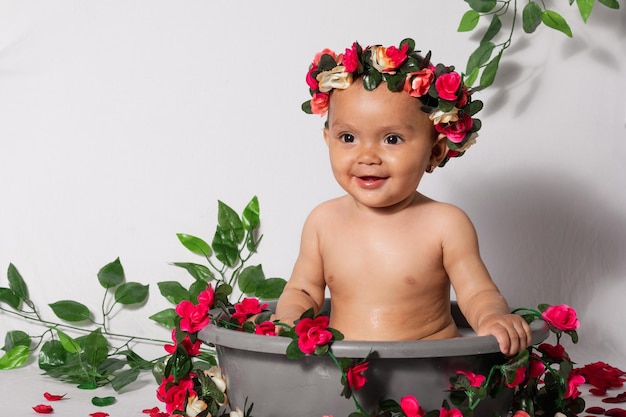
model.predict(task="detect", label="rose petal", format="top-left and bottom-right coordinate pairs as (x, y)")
top-left (605, 408), bottom-right (626, 417)
top-left (585, 406), bottom-right (605, 414)
top-left (590, 388), bottom-right (608, 396)
top-left (89, 413), bottom-right (109, 417)
top-left (33, 404), bottom-right (54, 414)
top-left (604, 396), bottom-right (626, 404)
top-left (43, 392), bottom-right (66, 401)
top-left (142, 408), bottom-right (160, 414)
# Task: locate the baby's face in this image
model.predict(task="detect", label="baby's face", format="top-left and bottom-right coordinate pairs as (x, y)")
top-left (324, 82), bottom-right (445, 210)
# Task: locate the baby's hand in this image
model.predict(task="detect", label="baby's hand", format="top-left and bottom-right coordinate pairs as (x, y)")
top-left (477, 314), bottom-right (532, 356)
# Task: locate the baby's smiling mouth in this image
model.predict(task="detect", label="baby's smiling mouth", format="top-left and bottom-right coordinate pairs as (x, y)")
top-left (356, 175), bottom-right (388, 188)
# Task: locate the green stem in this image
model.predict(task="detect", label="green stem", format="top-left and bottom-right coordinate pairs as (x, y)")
top-left (327, 351), bottom-right (368, 416)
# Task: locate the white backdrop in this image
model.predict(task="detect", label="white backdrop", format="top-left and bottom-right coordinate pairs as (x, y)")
top-left (1, 1), bottom-right (625, 367)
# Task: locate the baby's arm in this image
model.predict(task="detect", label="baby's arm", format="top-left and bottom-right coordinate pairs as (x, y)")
top-left (442, 205), bottom-right (531, 356)
top-left (275, 209), bottom-right (326, 326)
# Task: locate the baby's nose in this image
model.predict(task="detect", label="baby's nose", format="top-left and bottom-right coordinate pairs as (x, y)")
top-left (357, 144), bottom-right (382, 165)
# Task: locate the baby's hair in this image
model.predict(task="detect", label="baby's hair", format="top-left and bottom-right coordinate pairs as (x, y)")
top-left (302, 38), bottom-right (483, 167)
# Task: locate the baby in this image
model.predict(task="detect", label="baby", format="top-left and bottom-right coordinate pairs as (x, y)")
top-left (275, 39), bottom-right (531, 356)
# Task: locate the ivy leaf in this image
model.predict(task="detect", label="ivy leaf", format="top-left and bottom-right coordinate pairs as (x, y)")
top-left (242, 196), bottom-right (260, 231)
top-left (464, 66), bottom-right (480, 87)
top-left (84, 329), bottom-right (109, 368)
top-left (170, 262), bottom-right (213, 281)
top-left (465, 0), bottom-right (497, 13)
top-left (481, 14), bottom-right (502, 44)
top-left (523, 1), bottom-right (543, 33)
top-left (149, 308), bottom-right (178, 329)
top-left (458, 10), bottom-right (480, 32)
top-left (254, 278), bottom-right (287, 300)
top-left (479, 50), bottom-right (502, 89)
top-left (111, 368), bottom-right (140, 392)
top-left (466, 41), bottom-right (495, 77)
top-left (0, 345), bottom-right (30, 369)
top-left (176, 233), bottom-right (212, 257)
top-left (238, 265), bottom-right (265, 294)
top-left (114, 282), bottom-right (149, 305)
top-left (212, 228), bottom-right (240, 268)
top-left (91, 396), bottom-right (116, 407)
top-left (0, 287), bottom-right (21, 309)
top-left (3, 330), bottom-right (31, 350)
top-left (49, 300), bottom-right (91, 322)
top-left (541, 10), bottom-right (573, 37)
top-left (157, 281), bottom-right (190, 304)
top-left (576, 0), bottom-right (595, 22)
top-left (217, 200), bottom-right (245, 244)
top-left (7, 263), bottom-right (28, 301)
top-left (56, 329), bottom-right (82, 353)
top-left (38, 340), bottom-right (69, 370)
top-left (97, 258), bottom-right (125, 289)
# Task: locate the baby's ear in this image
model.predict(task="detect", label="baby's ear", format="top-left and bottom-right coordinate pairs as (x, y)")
top-left (323, 127), bottom-right (330, 146)
top-left (430, 133), bottom-right (449, 167)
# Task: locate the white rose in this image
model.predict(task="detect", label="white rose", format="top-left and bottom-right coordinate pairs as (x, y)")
top-left (317, 66), bottom-right (353, 92)
top-left (429, 108), bottom-right (459, 124)
top-left (185, 395), bottom-right (208, 417)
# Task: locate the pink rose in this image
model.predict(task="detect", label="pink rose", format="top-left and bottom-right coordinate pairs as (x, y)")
top-left (512, 411), bottom-right (531, 417)
top-left (435, 113), bottom-right (473, 143)
top-left (565, 373), bottom-right (586, 399)
top-left (439, 407), bottom-right (463, 417)
top-left (175, 300), bottom-right (209, 333)
top-left (456, 370), bottom-right (486, 387)
top-left (404, 69), bottom-right (434, 98)
top-left (254, 321), bottom-right (277, 336)
top-left (542, 304), bottom-right (580, 331)
top-left (306, 65), bottom-right (319, 91)
top-left (370, 44), bottom-right (408, 73)
top-left (231, 297), bottom-right (269, 325)
top-left (400, 396), bottom-right (424, 417)
top-left (505, 366), bottom-right (527, 388)
top-left (157, 375), bottom-right (196, 414)
top-left (197, 284), bottom-right (214, 309)
top-left (343, 42), bottom-right (360, 73)
top-left (295, 315), bottom-right (333, 354)
top-left (164, 328), bottom-right (201, 356)
top-left (435, 71), bottom-right (461, 101)
top-left (346, 362), bottom-right (369, 390)
top-left (529, 354), bottom-right (546, 378)
top-left (310, 92), bottom-right (330, 116)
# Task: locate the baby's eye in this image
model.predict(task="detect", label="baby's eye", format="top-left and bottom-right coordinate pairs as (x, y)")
top-left (384, 135), bottom-right (403, 145)
top-left (339, 133), bottom-right (355, 143)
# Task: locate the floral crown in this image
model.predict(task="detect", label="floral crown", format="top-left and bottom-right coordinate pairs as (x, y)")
top-left (302, 38), bottom-right (483, 167)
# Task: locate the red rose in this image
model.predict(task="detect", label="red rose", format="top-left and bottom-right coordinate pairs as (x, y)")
top-left (343, 42), bottom-right (360, 73)
top-left (542, 304), bottom-right (580, 331)
top-left (505, 366), bottom-right (527, 388)
top-left (565, 372), bottom-right (586, 399)
top-left (435, 113), bottom-right (473, 143)
top-left (456, 370), bottom-right (486, 387)
top-left (529, 354), bottom-right (546, 378)
top-left (404, 69), bottom-right (434, 98)
top-left (306, 65), bottom-right (319, 90)
top-left (157, 375), bottom-right (196, 414)
top-left (400, 396), bottom-right (425, 417)
top-left (231, 298), bottom-right (269, 325)
top-left (310, 92), bottom-right (330, 116)
top-left (439, 407), bottom-right (463, 417)
top-left (164, 329), bottom-right (201, 356)
top-left (197, 284), bottom-right (214, 309)
top-left (255, 321), bottom-right (277, 336)
top-left (538, 343), bottom-right (569, 361)
top-left (435, 71), bottom-right (461, 101)
top-left (346, 362), bottom-right (369, 390)
top-left (512, 411), bottom-right (531, 417)
top-left (295, 315), bottom-right (333, 354)
top-left (175, 300), bottom-right (209, 333)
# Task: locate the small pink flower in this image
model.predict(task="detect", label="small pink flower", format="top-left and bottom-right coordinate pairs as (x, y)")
top-left (400, 395), bottom-right (424, 417)
top-left (346, 362), bottom-right (369, 391)
top-left (435, 71), bottom-right (461, 101)
top-left (175, 300), bottom-right (209, 333)
top-left (295, 315), bottom-right (333, 354)
top-left (505, 366), bottom-right (527, 388)
top-left (511, 411), bottom-right (531, 417)
top-left (164, 328), bottom-right (201, 356)
top-left (197, 284), bottom-right (215, 309)
top-left (231, 298), bottom-right (269, 325)
top-left (156, 375), bottom-right (196, 414)
top-left (456, 370), bottom-right (486, 387)
top-left (306, 65), bottom-right (319, 90)
top-left (565, 373), bottom-right (586, 399)
top-left (529, 354), bottom-right (546, 378)
top-left (435, 113), bottom-right (473, 143)
top-left (542, 304), bottom-right (580, 331)
top-left (370, 44), bottom-right (408, 73)
top-left (255, 321), bottom-right (277, 336)
top-left (342, 42), bottom-right (360, 73)
top-left (404, 69), bottom-right (434, 98)
top-left (310, 92), bottom-right (330, 115)
top-left (439, 407), bottom-right (463, 417)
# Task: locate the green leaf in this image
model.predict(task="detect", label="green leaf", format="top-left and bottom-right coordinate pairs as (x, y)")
top-left (92, 396), bottom-right (116, 407)
top-left (123, 350), bottom-right (153, 370)
top-left (49, 300), bottom-right (91, 322)
top-left (238, 265), bottom-right (265, 294)
top-left (157, 281), bottom-right (190, 304)
top-left (111, 368), bottom-right (140, 392)
top-left (286, 339), bottom-right (305, 359)
top-left (458, 10), bottom-right (480, 31)
top-left (97, 357), bottom-right (126, 374)
top-left (149, 308), bottom-right (178, 329)
top-left (38, 340), bottom-right (69, 370)
top-left (598, 0), bottom-right (620, 9)
top-left (3, 330), bottom-right (31, 351)
top-left (466, 42), bottom-right (495, 77)
top-left (0, 345), bottom-right (29, 369)
top-left (479, 50), bottom-right (502, 89)
top-left (56, 329), bottom-right (81, 353)
top-left (97, 257), bottom-right (125, 289)
top-left (170, 262), bottom-right (213, 281)
top-left (0, 287), bottom-right (21, 309)
top-left (189, 279), bottom-right (210, 300)
top-left (523, 1), bottom-right (543, 33)
top-left (481, 14), bottom-right (502, 44)
top-left (576, 0), bottom-right (595, 22)
top-left (114, 282), bottom-right (149, 305)
top-left (254, 278), bottom-right (287, 300)
top-left (242, 196), bottom-right (260, 231)
top-left (464, 66), bottom-right (480, 87)
top-left (465, 0), bottom-right (497, 13)
top-left (212, 228), bottom-right (240, 268)
top-left (7, 263), bottom-right (28, 301)
top-left (84, 329), bottom-right (109, 368)
top-left (217, 200), bottom-right (245, 243)
top-left (176, 233), bottom-right (212, 257)
top-left (541, 10), bottom-right (573, 37)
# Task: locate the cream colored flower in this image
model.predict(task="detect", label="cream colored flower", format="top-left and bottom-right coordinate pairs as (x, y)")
top-left (457, 133), bottom-right (478, 152)
top-left (317, 66), bottom-right (353, 92)
top-left (229, 406), bottom-right (245, 417)
top-left (185, 395), bottom-right (208, 417)
top-left (205, 366), bottom-right (229, 406)
top-left (429, 107), bottom-right (460, 124)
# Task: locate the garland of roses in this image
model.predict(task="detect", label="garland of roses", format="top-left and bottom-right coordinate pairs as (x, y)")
top-left (158, 281), bottom-right (587, 417)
